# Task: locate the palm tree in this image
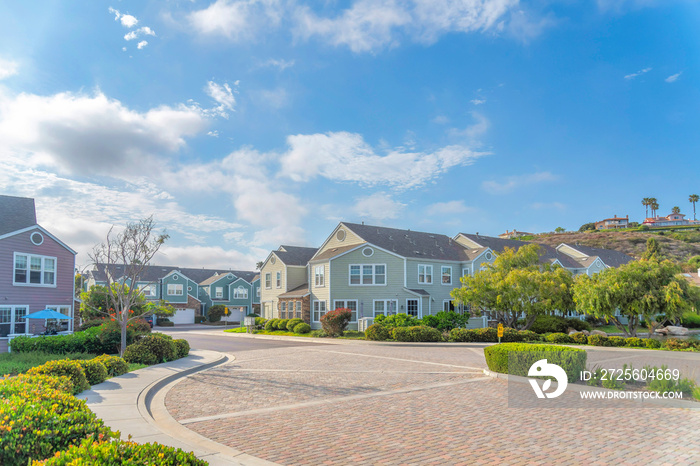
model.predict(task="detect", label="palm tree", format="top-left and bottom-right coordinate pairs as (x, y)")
top-left (641, 197), bottom-right (651, 218)
top-left (690, 194), bottom-right (699, 220)
top-left (651, 199), bottom-right (659, 217)
top-left (672, 206), bottom-right (681, 215)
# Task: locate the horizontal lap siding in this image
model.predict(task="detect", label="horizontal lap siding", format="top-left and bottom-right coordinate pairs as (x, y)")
top-left (0, 229), bottom-right (75, 311)
top-left (405, 258), bottom-right (469, 315)
top-left (260, 255), bottom-right (287, 318)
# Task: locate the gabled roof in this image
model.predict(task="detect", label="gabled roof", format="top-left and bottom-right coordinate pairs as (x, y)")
top-left (343, 222), bottom-right (473, 261)
top-left (278, 283), bottom-right (310, 298)
top-left (311, 244), bottom-right (363, 262)
top-left (91, 264), bottom-right (257, 285)
top-left (0, 195), bottom-right (37, 236)
top-left (274, 245), bottom-right (318, 266)
top-left (557, 244), bottom-right (634, 268)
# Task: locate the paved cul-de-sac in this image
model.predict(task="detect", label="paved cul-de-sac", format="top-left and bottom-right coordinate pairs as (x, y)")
top-left (165, 342), bottom-right (700, 465)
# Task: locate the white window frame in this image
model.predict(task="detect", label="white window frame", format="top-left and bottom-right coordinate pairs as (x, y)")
top-left (215, 287), bottom-right (224, 299)
top-left (13, 252), bottom-right (57, 287)
top-left (233, 286), bottom-right (248, 299)
top-left (372, 299), bottom-right (398, 318)
top-left (333, 299), bottom-right (358, 322)
top-left (276, 271), bottom-right (281, 288)
top-left (256, 287), bottom-right (261, 297)
top-left (314, 265), bottom-right (325, 287)
top-left (443, 299), bottom-right (453, 312)
top-left (0, 305), bottom-right (30, 337)
top-left (406, 298), bottom-right (420, 318)
top-left (295, 301), bottom-right (302, 319)
top-left (138, 284), bottom-right (155, 297)
top-left (312, 300), bottom-right (327, 322)
top-left (418, 264), bottom-right (433, 285)
top-left (441, 266), bottom-right (452, 285)
top-left (265, 273), bottom-right (272, 289)
top-left (348, 264), bottom-right (387, 286)
top-left (167, 284), bottom-right (184, 296)
top-left (462, 268), bottom-right (470, 277)
top-left (45, 305), bottom-right (73, 332)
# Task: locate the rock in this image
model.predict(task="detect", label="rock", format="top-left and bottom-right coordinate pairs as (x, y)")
top-left (654, 327), bottom-right (669, 335)
top-left (582, 330), bottom-right (590, 336)
top-left (666, 326), bottom-right (689, 336)
top-left (568, 330), bottom-right (578, 336)
top-left (590, 329), bottom-right (607, 337)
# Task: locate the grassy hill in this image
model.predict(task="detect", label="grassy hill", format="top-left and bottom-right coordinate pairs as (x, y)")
top-left (526, 229), bottom-right (700, 267)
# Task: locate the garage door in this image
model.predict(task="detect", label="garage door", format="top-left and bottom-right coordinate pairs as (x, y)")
top-left (221, 307), bottom-right (245, 323)
top-left (171, 308), bottom-right (195, 324)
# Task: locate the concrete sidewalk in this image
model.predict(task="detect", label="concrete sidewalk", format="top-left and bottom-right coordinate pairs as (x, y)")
top-left (77, 350), bottom-right (278, 466)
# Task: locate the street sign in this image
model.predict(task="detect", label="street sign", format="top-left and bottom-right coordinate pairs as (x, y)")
top-left (497, 323), bottom-right (504, 343)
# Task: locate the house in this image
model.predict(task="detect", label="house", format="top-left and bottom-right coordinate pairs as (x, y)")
top-left (642, 213), bottom-right (699, 227)
top-left (259, 222), bottom-right (635, 330)
top-left (594, 215), bottom-right (629, 230)
top-left (88, 264), bottom-right (260, 324)
top-left (0, 195), bottom-right (77, 352)
top-left (498, 230), bottom-right (534, 239)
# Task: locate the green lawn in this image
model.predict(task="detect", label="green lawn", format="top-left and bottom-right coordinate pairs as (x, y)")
top-left (594, 325), bottom-right (652, 335)
top-left (0, 351), bottom-right (94, 376)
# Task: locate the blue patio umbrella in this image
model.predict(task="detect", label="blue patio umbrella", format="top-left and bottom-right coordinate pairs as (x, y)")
top-left (23, 309), bottom-right (73, 320)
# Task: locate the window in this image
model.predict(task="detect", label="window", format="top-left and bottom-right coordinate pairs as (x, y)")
top-left (0, 306), bottom-right (28, 337)
top-left (215, 287), bottom-right (223, 299)
top-left (362, 247), bottom-right (374, 257)
top-left (313, 300), bottom-right (327, 322)
top-left (295, 301), bottom-right (302, 319)
top-left (45, 305), bottom-right (72, 331)
top-left (276, 272), bottom-right (281, 288)
top-left (280, 302), bottom-right (286, 318)
top-left (315, 265), bottom-right (325, 287)
top-left (167, 284), bottom-right (183, 296)
top-left (443, 300), bottom-right (454, 312)
top-left (13, 253), bottom-right (56, 286)
top-left (373, 299), bottom-right (397, 318)
top-left (349, 264), bottom-right (386, 286)
top-left (30, 232), bottom-right (43, 245)
top-left (441, 266), bottom-right (452, 285)
top-left (256, 287), bottom-right (261, 297)
top-left (265, 273), bottom-right (272, 289)
top-left (234, 286), bottom-right (248, 299)
top-left (334, 300), bottom-right (358, 322)
top-left (418, 265), bottom-right (432, 284)
top-left (462, 268), bottom-right (470, 277)
top-left (139, 284), bottom-right (155, 297)
top-left (406, 299), bottom-right (419, 317)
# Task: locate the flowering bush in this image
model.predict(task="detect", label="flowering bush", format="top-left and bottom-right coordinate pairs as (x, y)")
top-left (320, 308), bottom-right (352, 337)
top-left (26, 360), bottom-right (90, 394)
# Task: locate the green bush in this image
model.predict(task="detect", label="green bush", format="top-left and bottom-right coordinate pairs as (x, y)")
top-left (421, 315), bottom-right (439, 328)
top-left (663, 338), bottom-right (694, 351)
top-left (0, 351), bottom-right (93, 377)
top-left (624, 337), bottom-right (645, 348)
top-left (293, 322), bottom-right (311, 334)
top-left (484, 343), bottom-right (587, 383)
top-left (254, 317), bottom-right (267, 329)
top-left (97, 321), bottom-right (136, 354)
top-left (265, 318), bottom-right (278, 331)
top-left (449, 327), bottom-right (522, 343)
top-left (310, 329), bottom-right (328, 338)
top-left (26, 359), bottom-right (90, 394)
top-left (320, 308), bottom-right (352, 337)
top-left (286, 318), bottom-right (304, 331)
top-left (645, 338), bottom-right (662, 349)
top-left (123, 334), bottom-right (177, 365)
top-left (194, 315), bottom-right (206, 324)
top-left (587, 334), bottom-right (611, 346)
top-left (420, 311), bottom-right (469, 331)
top-left (545, 333), bottom-right (573, 344)
top-left (208, 304), bottom-right (227, 323)
top-left (174, 339), bottom-right (190, 359)
top-left (365, 324), bottom-right (390, 341)
top-left (608, 336), bottom-right (626, 347)
top-left (10, 328), bottom-right (107, 355)
top-left (276, 319), bottom-right (290, 331)
top-left (566, 318), bottom-right (592, 332)
top-left (375, 313), bottom-right (419, 328)
top-left (391, 326), bottom-right (443, 342)
top-left (78, 318), bottom-right (108, 331)
top-left (646, 365), bottom-right (697, 395)
top-left (123, 344), bottom-right (157, 366)
top-left (680, 312), bottom-right (700, 328)
top-left (77, 359), bottom-right (108, 385)
top-left (93, 355), bottom-right (129, 377)
top-left (32, 437), bottom-right (207, 466)
top-left (156, 318), bottom-right (174, 327)
top-left (528, 315), bottom-right (570, 334)
top-left (517, 330), bottom-right (543, 342)
top-left (570, 332), bottom-right (589, 344)
top-left (0, 374), bottom-right (115, 466)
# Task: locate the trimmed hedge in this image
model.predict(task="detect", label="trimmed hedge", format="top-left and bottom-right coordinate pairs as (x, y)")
top-left (293, 322), bottom-right (311, 334)
top-left (77, 359), bottom-right (108, 385)
top-left (0, 374), bottom-right (115, 466)
top-left (123, 334), bottom-right (176, 365)
top-left (264, 319), bottom-right (278, 331)
top-left (365, 324), bottom-right (390, 341)
top-left (10, 328), bottom-right (107, 355)
top-left (624, 337), bottom-right (645, 348)
top-left (276, 319), bottom-right (290, 331)
top-left (174, 339), bottom-right (190, 359)
top-left (32, 438), bottom-right (207, 466)
top-left (93, 355), bottom-right (129, 377)
top-left (391, 326), bottom-right (443, 342)
top-left (484, 343), bottom-right (587, 383)
top-left (587, 334), bottom-right (611, 347)
top-left (608, 336), bottom-right (626, 347)
top-left (545, 333), bottom-right (573, 344)
top-left (286, 318), bottom-right (304, 332)
top-left (570, 332), bottom-right (589, 344)
top-left (449, 327), bottom-right (542, 343)
top-left (194, 315), bottom-right (206, 324)
top-left (26, 359), bottom-right (90, 394)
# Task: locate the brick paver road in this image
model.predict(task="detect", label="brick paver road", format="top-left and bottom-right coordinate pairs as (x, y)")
top-left (165, 341), bottom-right (700, 465)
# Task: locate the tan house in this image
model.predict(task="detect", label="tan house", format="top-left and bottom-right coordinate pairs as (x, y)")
top-left (259, 245), bottom-right (318, 321)
top-left (498, 229), bottom-right (534, 239)
top-left (595, 215), bottom-right (629, 230)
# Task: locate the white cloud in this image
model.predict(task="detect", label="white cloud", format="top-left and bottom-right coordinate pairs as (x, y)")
top-left (482, 171), bottom-right (558, 194)
top-left (108, 7), bottom-right (139, 28)
top-left (279, 131), bottom-right (486, 189)
top-left (665, 72), bottom-right (682, 83)
top-left (137, 40), bottom-right (148, 49)
top-left (125, 27), bottom-right (156, 41)
top-left (470, 98), bottom-right (486, 105)
top-left (624, 67), bottom-right (651, 80)
top-left (428, 200), bottom-right (474, 215)
top-left (154, 245), bottom-right (259, 269)
top-left (187, 0), bottom-right (282, 41)
top-left (354, 192), bottom-right (406, 220)
top-left (258, 58), bottom-right (296, 70)
top-left (448, 112), bottom-right (490, 141)
top-left (204, 81), bottom-right (237, 118)
top-left (0, 58), bottom-right (18, 80)
top-left (207, 130), bottom-right (220, 137)
top-left (0, 89), bottom-right (207, 177)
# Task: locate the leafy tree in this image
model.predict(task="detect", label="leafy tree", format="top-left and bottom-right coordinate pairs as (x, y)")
top-left (672, 206), bottom-right (681, 215)
top-left (451, 244), bottom-right (574, 330)
top-left (579, 222), bottom-right (596, 232)
top-left (641, 237), bottom-right (663, 261)
top-left (554, 226), bottom-right (566, 233)
top-left (75, 273), bottom-right (84, 298)
top-left (573, 259), bottom-right (700, 337)
top-left (255, 261), bottom-right (263, 270)
top-left (688, 255), bottom-right (700, 271)
top-left (85, 216), bottom-right (171, 356)
top-left (628, 222), bottom-right (640, 228)
top-left (208, 304), bottom-right (227, 322)
top-left (689, 194), bottom-right (699, 221)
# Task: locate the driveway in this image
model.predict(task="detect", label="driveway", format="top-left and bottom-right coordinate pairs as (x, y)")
top-left (161, 331), bottom-right (700, 465)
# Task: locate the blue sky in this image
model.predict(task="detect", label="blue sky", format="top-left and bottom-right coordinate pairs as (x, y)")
top-left (1, 0), bottom-right (699, 269)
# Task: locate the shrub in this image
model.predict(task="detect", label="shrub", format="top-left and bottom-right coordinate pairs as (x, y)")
top-left (10, 328), bottom-right (107, 355)
top-left (130, 318), bottom-right (152, 334)
top-left (645, 338), bottom-right (662, 349)
top-left (421, 315), bottom-right (439, 328)
top-left (293, 322), bottom-right (311, 334)
top-left (570, 332), bottom-right (589, 344)
top-left (93, 355), bottom-right (129, 377)
top-left (32, 437), bottom-right (207, 466)
top-left (208, 304), bottom-right (227, 322)
top-left (174, 339), bottom-right (190, 359)
top-left (681, 312), bottom-right (700, 328)
top-left (391, 326), bottom-right (442, 342)
top-left (517, 330), bottom-right (543, 342)
top-left (365, 324), bottom-right (390, 341)
top-left (375, 313), bottom-right (419, 328)
top-left (26, 359), bottom-right (90, 394)
top-left (123, 344), bottom-right (157, 366)
top-left (276, 319), bottom-right (290, 331)
top-left (123, 334), bottom-right (177, 365)
top-left (254, 317), bottom-right (267, 329)
top-left (528, 315), bottom-right (570, 334)
top-left (566, 318), bottom-right (592, 332)
top-left (546, 333), bottom-right (573, 344)
top-left (286, 318), bottom-right (304, 331)
top-left (78, 318), bottom-right (107, 331)
top-left (484, 343), bottom-right (587, 383)
top-left (420, 311), bottom-right (469, 331)
top-left (156, 318), bottom-right (174, 327)
top-left (194, 315), bottom-right (206, 324)
top-left (342, 330), bottom-right (365, 338)
top-left (646, 365), bottom-right (697, 395)
top-left (608, 336), bottom-right (626, 347)
top-left (449, 328), bottom-right (478, 342)
top-left (624, 337), bottom-right (645, 348)
top-left (449, 327), bottom-right (502, 343)
top-left (98, 320), bottom-right (136, 354)
top-left (320, 308), bottom-right (352, 337)
top-left (310, 329), bottom-right (328, 338)
top-left (0, 375), bottom-right (115, 466)
top-left (77, 359), bottom-right (108, 385)
top-left (0, 351), bottom-right (94, 377)
top-left (264, 319), bottom-right (278, 331)
top-left (663, 338), bottom-right (693, 351)
top-left (588, 334), bottom-right (611, 347)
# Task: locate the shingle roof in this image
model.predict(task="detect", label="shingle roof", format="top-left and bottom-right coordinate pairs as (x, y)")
top-left (0, 195), bottom-right (37, 236)
top-left (458, 233), bottom-right (583, 269)
top-left (558, 244), bottom-right (634, 268)
top-left (406, 288), bottom-right (430, 296)
top-left (91, 264), bottom-right (258, 285)
top-left (311, 244), bottom-right (362, 262)
top-left (275, 245), bottom-right (318, 266)
top-left (278, 283), bottom-right (310, 298)
top-left (343, 222), bottom-right (473, 261)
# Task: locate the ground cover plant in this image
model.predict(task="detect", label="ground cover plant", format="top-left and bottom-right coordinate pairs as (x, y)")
top-left (0, 351), bottom-right (94, 376)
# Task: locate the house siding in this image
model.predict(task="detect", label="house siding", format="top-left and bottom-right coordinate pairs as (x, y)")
top-left (287, 266), bottom-right (308, 291)
top-left (260, 253), bottom-right (289, 319)
top-left (315, 224), bottom-right (365, 257)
